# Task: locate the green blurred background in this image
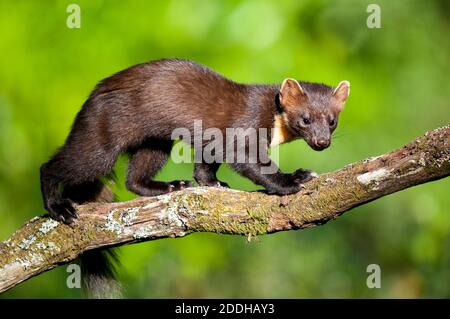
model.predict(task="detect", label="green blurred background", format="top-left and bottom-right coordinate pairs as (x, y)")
top-left (0, 0), bottom-right (449, 298)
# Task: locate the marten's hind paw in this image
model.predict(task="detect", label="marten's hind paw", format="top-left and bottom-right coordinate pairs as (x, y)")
top-left (48, 199), bottom-right (78, 224)
top-left (169, 180), bottom-right (194, 191)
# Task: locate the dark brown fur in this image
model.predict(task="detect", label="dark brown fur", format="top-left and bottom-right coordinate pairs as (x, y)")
top-left (40, 59), bottom-right (349, 223)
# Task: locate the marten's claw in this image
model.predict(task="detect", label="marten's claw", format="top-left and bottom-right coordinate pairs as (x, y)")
top-left (48, 199), bottom-right (78, 224)
top-left (197, 180), bottom-right (229, 188)
top-left (215, 181), bottom-right (229, 188)
top-left (310, 171), bottom-right (319, 178)
top-left (170, 180), bottom-right (194, 191)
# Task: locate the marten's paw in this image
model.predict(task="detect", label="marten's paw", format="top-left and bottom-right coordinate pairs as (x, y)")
top-left (48, 199), bottom-right (78, 224)
top-left (197, 180), bottom-right (229, 188)
top-left (169, 180), bottom-right (194, 191)
top-left (292, 169), bottom-right (318, 184)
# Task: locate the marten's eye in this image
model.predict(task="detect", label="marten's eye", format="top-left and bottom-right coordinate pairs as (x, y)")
top-left (329, 118), bottom-right (336, 127)
top-left (301, 116), bottom-right (311, 126)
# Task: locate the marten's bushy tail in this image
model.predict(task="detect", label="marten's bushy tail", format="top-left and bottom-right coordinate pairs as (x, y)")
top-left (78, 182), bottom-right (123, 299)
top-left (80, 248), bottom-right (122, 299)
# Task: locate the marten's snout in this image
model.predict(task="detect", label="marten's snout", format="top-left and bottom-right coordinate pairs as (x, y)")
top-left (311, 138), bottom-right (330, 151)
top-left (307, 124), bottom-right (331, 151)
top-left (315, 139), bottom-right (330, 149)
top-left (308, 136), bottom-right (330, 151)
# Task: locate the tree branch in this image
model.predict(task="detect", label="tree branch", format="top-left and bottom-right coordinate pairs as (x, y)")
top-left (1, 126), bottom-right (449, 293)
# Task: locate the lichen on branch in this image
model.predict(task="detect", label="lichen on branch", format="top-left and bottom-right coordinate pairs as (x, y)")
top-left (0, 125), bottom-right (449, 293)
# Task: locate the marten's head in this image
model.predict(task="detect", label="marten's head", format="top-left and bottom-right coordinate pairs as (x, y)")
top-left (277, 78), bottom-right (350, 151)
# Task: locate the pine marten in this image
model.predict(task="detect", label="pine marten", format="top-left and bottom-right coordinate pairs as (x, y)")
top-left (41, 58), bottom-right (350, 224)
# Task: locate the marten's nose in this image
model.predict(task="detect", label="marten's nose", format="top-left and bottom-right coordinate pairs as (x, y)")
top-left (316, 139), bottom-right (330, 149)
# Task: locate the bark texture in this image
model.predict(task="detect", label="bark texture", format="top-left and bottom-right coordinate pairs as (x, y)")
top-left (0, 126), bottom-right (449, 293)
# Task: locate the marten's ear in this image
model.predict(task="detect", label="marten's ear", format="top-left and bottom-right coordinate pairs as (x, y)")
top-left (333, 80), bottom-right (350, 104)
top-left (279, 78), bottom-right (306, 107)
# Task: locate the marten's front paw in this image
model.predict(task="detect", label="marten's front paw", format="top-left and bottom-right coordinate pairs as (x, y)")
top-left (292, 169), bottom-right (318, 184)
top-left (48, 199), bottom-right (78, 224)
